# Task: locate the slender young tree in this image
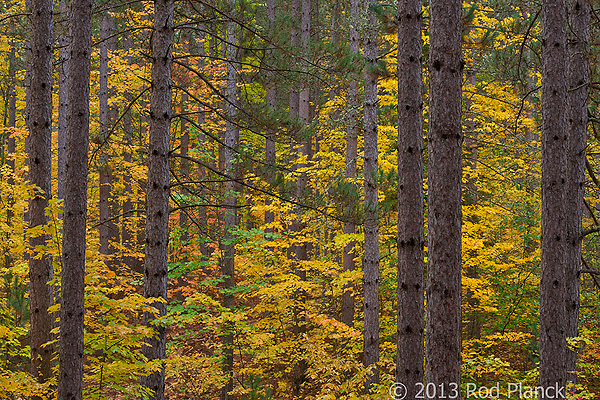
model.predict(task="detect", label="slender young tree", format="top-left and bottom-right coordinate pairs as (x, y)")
top-left (342, 0), bottom-right (360, 328)
top-left (425, 0), bottom-right (463, 396)
top-left (565, 0), bottom-right (590, 383)
top-left (396, 0), bottom-right (425, 397)
top-left (265, 0), bottom-right (276, 234)
top-left (221, 1), bottom-right (239, 398)
top-left (58, 0), bottom-right (92, 398)
top-left (539, 0), bottom-right (568, 397)
top-left (363, 0), bottom-right (380, 392)
top-left (28, 0), bottom-right (54, 387)
top-left (98, 8), bottom-right (118, 263)
top-left (142, 0), bottom-right (174, 397)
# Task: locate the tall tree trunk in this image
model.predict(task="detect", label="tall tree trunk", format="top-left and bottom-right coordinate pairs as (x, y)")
top-left (396, 0), bottom-right (424, 397)
top-left (291, 1), bottom-right (311, 396)
top-left (539, 0), bottom-right (568, 397)
top-left (57, 0), bottom-right (69, 200)
top-left (425, 0), bottom-right (463, 396)
top-left (28, 0), bottom-right (54, 387)
top-left (221, 1), bottom-right (239, 398)
top-left (122, 34), bottom-right (136, 272)
top-left (265, 0), bottom-right (276, 236)
top-left (363, 0), bottom-right (379, 392)
top-left (99, 9), bottom-right (118, 265)
top-left (58, 0), bottom-right (92, 398)
top-left (342, 0), bottom-right (359, 329)
top-left (566, 0), bottom-right (588, 386)
top-left (142, 0), bottom-right (173, 397)
top-left (289, 0), bottom-right (300, 121)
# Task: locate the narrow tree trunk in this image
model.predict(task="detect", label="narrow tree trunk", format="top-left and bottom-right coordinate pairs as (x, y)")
top-left (28, 0), bottom-right (54, 387)
top-left (289, 0), bottom-right (300, 119)
top-left (221, 1), bottom-right (239, 398)
top-left (396, 0), bottom-right (425, 397)
top-left (363, 0), bottom-right (380, 392)
top-left (539, 0), bottom-right (568, 397)
top-left (425, 0), bottom-right (462, 396)
top-left (265, 0), bottom-right (276, 234)
top-left (122, 34), bottom-right (136, 272)
top-left (565, 0), bottom-right (588, 385)
top-left (99, 9), bottom-right (117, 265)
top-left (58, 0), bottom-right (92, 398)
top-left (57, 0), bottom-right (69, 200)
top-left (292, 1), bottom-right (311, 395)
top-left (142, 0), bottom-right (173, 397)
top-left (342, 0), bottom-right (359, 328)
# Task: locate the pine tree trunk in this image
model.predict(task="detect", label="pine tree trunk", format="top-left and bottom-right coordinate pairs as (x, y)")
top-left (565, 0), bottom-right (588, 386)
top-left (142, 0), bottom-right (173, 397)
top-left (28, 0), bottom-right (54, 388)
top-left (342, 0), bottom-right (359, 329)
top-left (539, 0), bottom-right (568, 397)
top-left (363, 0), bottom-right (380, 392)
top-left (425, 0), bottom-right (463, 396)
top-left (58, 0), bottom-right (92, 398)
top-left (221, 1), bottom-right (239, 398)
top-left (57, 0), bottom-right (68, 201)
top-left (396, 0), bottom-right (425, 397)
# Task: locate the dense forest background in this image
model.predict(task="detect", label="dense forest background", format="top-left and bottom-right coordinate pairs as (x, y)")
top-left (1, 0), bottom-right (600, 399)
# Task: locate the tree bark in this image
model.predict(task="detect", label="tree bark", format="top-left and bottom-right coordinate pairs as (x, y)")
top-left (396, 0), bottom-right (425, 397)
top-left (99, 9), bottom-right (118, 265)
top-left (142, 0), bottom-right (173, 398)
top-left (425, 0), bottom-right (463, 396)
top-left (363, 0), bottom-right (380, 392)
top-left (265, 0), bottom-right (276, 234)
top-left (221, 1), bottom-right (239, 398)
top-left (28, 0), bottom-right (54, 388)
top-left (342, 0), bottom-right (359, 329)
top-left (57, 0), bottom-right (69, 200)
top-left (539, 0), bottom-right (568, 397)
top-left (565, 0), bottom-right (589, 385)
top-left (58, 0), bottom-right (92, 398)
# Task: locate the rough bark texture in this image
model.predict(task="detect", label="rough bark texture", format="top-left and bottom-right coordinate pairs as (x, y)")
top-left (58, 0), bottom-right (92, 398)
top-left (539, 0), bottom-right (568, 396)
top-left (28, 0), bottom-right (54, 387)
top-left (57, 0), bottom-right (68, 200)
top-left (566, 0), bottom-right (589, 385)
top-left (396, 0), bottom-right (424, 397)
top-left (342, 0), bottom-right (359, 328)
top-left (142, 0), bottom-right (173, 398)
top-left (425, 0), bottom-right (463, 395)
top-left (363, 0), bottom-right (380, 392)
top-left (221, 1), bottom-right (239, 398)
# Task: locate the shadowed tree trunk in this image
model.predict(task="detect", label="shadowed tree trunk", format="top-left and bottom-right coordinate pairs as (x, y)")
top-left (565, 0), bottom-right (589, 386)
top-left (265, 0), bottom-right (276, 237)
top-left (58, 0), bottom-right (92, 398)
top-left (221, 1), bottom-right (239, 398)
top-left (363, 0), bottom-right (380, 392)
top-left (98, 9), bottom-right (118, 266)
top-left (396, 0), bottom-right (425, 397)
top-left (28, 0), bottom-right (54, 388)
top-left (342, 0), bottom-right (359, 329)
top-left (425, 0), bottom-right (463, 396)
top-left (57, 0), bottom-right (68, 200)
top-left (539, 0), bottom-right (568, 397)
top-left (142, 0), bottom-right (173, 397)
